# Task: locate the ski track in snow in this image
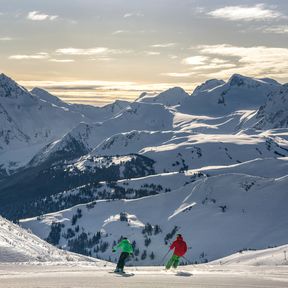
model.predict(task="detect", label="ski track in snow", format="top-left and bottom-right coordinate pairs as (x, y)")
top-left (0, 264), bottom-right (288, 288)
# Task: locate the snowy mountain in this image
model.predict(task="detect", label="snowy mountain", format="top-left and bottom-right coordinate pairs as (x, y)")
top-left (0, 74), bottom-right (87, 175)
top-left (0, 78), bottom-right (132, 176)
top-left (0, 74), bottom-right (85, 148)
top-left (29, 102), bottom-right (174, 167)
top-left (192, 79), bottom-right (225, 95)
top-left (32, 87), bottom-right (130, 122)
top-left (1, 72), bottom-right (288, 266)
top-left (137, 87), bottom-right (190, 106)
top-left (0, 215), bottom-right (98, 263)
top-left (179, 74), bottom-right (280, 116)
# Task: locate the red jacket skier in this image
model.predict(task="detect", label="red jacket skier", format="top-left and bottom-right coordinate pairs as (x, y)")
top-left (165, 234), bottom-right (187, 269)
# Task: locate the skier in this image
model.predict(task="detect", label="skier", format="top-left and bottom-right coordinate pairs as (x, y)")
top-left (112, 237), bottom-right (133, 273)
top-left (165, 234), bottom-right (187, 270)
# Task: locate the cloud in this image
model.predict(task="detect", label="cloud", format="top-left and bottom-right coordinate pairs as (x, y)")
top-left (207, 4), bottom-right (282, 21)
top-left (182, 56), bottom-right (208, 65)
top-left (0, 37), bottom-right (13, 41)
top-left (190, 63), bottom-right (237, 71)
top-left (55, 47), bottom-right (131, 56)
top-left (90, 57), bottom-right (114, 62)
top-left (162, 72), bottom-right (194, 78)
top-left (151, 43), bottom-right (177, 48)
top-left (145, 51), bottom-right (161, 56)
top-left (263, 25), bottom-right (288, 34)
top-left (197, 44), bottom-right (288, 79)
top-left (19, 80), bottom-right (135, 90)
top-left (27, 11), bottom-right (58, 21)
top-left (112, 30), bottom-right (129, 35)
top-left (56, 47), bottom-right (108, 56)
top-left (9, 52), bottom-right (49, 60)
top-left (49, 59), bottom-right (75, 63)
top-left (123, 12), bottom-right (143, 18)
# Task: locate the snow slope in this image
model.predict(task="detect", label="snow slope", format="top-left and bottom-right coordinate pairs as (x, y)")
top-left (141, 133), bottom-right (288, 172)
top-left (192, 79), bottom-right (225, 95)
top-left (0, 216), bottom-right (98, 263)
top-left (213, 244), bottom-right (288, 266)
top-left (30, 102), bottom-right (174, 166)
top-left (93, 130), bottom-right (173, 156)
top-left (21, 172), bottom-right (288, 265)
top-left (1, 264), bottom-right (288, 288)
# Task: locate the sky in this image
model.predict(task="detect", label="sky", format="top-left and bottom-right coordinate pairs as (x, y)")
top-left (0, 0), bottom-right (287, 106)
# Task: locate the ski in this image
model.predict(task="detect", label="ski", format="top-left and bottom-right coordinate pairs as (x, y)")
top-left (109, 271), bottom-right (135, 277)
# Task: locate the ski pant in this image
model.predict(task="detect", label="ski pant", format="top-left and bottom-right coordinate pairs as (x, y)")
top-left (116, 252), bottom-right (130, 270)
top-left (166, 254), bottom-right (180, 269)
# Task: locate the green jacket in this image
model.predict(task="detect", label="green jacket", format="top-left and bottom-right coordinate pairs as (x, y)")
top-left (113, 239), bottom-right (133, 254)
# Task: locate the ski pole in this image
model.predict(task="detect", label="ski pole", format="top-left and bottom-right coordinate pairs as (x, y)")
top-left (160, 249), bottom-right (170, 265)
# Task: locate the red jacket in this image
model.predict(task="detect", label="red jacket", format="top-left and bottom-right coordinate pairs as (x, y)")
top-left (170, 236), bottom-right (187, 257)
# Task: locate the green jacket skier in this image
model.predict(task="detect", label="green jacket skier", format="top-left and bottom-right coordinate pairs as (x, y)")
top-left (112, 237), bottom-right (133, 273)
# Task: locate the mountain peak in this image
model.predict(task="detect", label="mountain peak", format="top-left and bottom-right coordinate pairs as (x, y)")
top-left (137, 86), bottom-right (189, 106)
top-left (0, 73), bottom-right (16, 85)
top-left (228, 74), bottom-right (254, 86)
top-left (193, 79), bottom-right (225, 95)
top-left (0, 73), bottom-right (30, 99)
top-left (228, 74), bottom-right (281, 89)
top-left (158, 86), bottom-right (187, 95)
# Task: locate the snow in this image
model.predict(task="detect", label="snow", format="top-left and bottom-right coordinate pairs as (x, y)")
top-left (0, 77), bottom-right (130, 172)
top-left (21, 172), bottom-right (288, 265)
top-left (180, 74), bottom-right (279, 116)
top-left (2, 73), bottom-right (288, 278)
top-left (192, 78), bottom-right (225, 95)
top-left (0, 216), bottom-right (101, 264)
top-left (137, 87), bottom-right (190, 106)
top-left (32, 87), bottom-right (130, 122)
top-left (141, 132), bottom-right (288, 173)
top-left (0, 263), bottom-right (287, 288)
top-left (213, 244), bottom-right (288, 266)
top-left (1, 230), bottom-right (288, 286)
top-left (191, 157), bottom-right (288, 178)
top-left (255, 84), bottom-right (288, 129)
